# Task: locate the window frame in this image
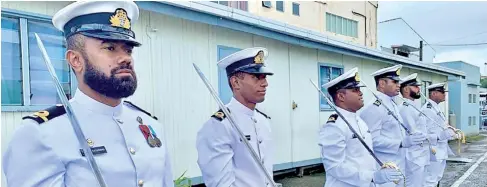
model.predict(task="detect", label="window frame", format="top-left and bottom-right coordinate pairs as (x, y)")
top-left (262, 1), bottom-right (272, 8)
top-left (326, 13), bottom-right (358, 38)
top-left (318, 63), bottom-right (344, 111)
top-left (276, 1), bottom-right (284, 12)
top-left (1, 8), bottom-right (77, 112)
top-left (292, 2), bottom-right (300, 16)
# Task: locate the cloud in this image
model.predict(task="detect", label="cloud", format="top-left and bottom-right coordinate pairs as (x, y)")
top-left (433, 48), bottom-right (487, 74)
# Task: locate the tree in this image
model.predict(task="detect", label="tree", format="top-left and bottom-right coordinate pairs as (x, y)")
top-left (481, 78), bottom-right (487, 88)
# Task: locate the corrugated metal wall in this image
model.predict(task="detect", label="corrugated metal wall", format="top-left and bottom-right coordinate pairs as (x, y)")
top-left (1, 1), bottom-right (449, 185)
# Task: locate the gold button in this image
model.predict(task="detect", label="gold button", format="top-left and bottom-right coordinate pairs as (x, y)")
top-left (129, 148), bottom-right (136, 155)
top-left (138, 179), bottom-right (144, 186)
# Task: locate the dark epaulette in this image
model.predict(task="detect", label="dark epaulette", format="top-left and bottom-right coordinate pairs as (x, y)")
top-left (373, 100), bottom-right (381, 106)
top-left (211, 109), bottom-right (227, 121)
top-left (427, 103), bottom-right (432, 109)
top-left (123, 101), bottom-right (158, 120)
top-left (256, 108), bottom-right (271, 119)
top-left (22, 104), bottom-right (66, 124)
top-left (327, 114), bottom-right (338, 123)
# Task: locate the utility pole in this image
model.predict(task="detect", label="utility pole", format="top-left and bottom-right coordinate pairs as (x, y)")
top-left (419, 40), bottom-right (423, 61)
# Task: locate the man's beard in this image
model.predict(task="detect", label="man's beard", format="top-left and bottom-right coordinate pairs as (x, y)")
top-left (410, 90), bottom-right (421, 99)
top-left (83, 55), bottom-right (137, 99)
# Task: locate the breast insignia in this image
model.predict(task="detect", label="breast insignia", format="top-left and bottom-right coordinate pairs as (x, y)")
top-left (373, 100), bottom-right (382, 106)
top-left (22, 104), bottom-right (66, 124)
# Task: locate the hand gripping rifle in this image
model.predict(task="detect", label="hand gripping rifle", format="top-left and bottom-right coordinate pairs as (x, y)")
top-left (34, 33), bottom-right (107, 187)
top-left (193, 63), bottom-right (277, 187)
top-left (309, 79), bottom-right (404, 185)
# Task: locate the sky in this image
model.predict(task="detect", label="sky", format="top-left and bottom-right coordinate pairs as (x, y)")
top-left (377, 1), bottom-right (487, 75)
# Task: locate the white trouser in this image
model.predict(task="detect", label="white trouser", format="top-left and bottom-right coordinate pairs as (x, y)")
top-left (405, 159), bottom-right (425, 187)
top-left (423, 160), bottom-right (446, 187)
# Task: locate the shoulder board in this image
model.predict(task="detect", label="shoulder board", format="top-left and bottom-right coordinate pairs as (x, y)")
top-left (403, 102), bottom-right (409, 106)
top-left (211, 109), bottom-right (227, 121)
top-left (373, 100), bottom-right (381, 106)
top-left (22, 104), bottom-right (66, 124)
top-left (427, 103), bottom-right (432, 109)
top-left (256, 108), bottom-right (271, 119)
top-left (123, 101), bottom-right (158, 120)
top-left (327, 114), bottom-right (338, 123)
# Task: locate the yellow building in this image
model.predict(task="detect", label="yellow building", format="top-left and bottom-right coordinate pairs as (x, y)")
top-left (213, 1), bottom-right (378, 48)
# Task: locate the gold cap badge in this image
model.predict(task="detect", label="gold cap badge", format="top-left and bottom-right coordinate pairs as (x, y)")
top-left (354, 72), bottom-right (360, 82)
top-left (254, 50), bottom-right (264, 64)
top-left (396, 68), bottom-right (401, 76)
top-left (110, 8), bottom-right (131, 29)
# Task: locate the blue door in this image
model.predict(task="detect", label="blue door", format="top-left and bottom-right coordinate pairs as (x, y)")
top-left (217, 46), bottom-right (240, 104)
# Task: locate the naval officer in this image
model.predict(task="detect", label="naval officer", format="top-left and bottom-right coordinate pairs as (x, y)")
top-left (3, 1), bottom-right (174, 187)
top-left (422, 83), bottom-right (457, 187)
top-left (319, 67), bottom-right (403, 187)
top-left (398, 73), bottom-right (432, 187)
top-left (359, 65), bottom-right (426, 187)
top-left (196, 47), bottom-right (274, 187)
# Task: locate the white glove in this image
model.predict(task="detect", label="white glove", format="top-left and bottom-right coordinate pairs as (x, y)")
top-left (373, 168), bottom-right (403, 184)
top-left (401, 132), bottom-right (426, 148)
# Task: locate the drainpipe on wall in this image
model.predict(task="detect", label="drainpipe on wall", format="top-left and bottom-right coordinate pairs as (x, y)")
top-left (352, 10), bottom-right (367, 47)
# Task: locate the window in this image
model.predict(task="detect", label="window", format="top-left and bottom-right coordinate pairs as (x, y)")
top-left (1, 17), bottom-right (22, 105)
top-left (421, 81), bottom-right (432, 105)
top-left (319, 64), bottom-right (343, 110)
top-left (326, 13), bottom-right (358, 38)
top-left (276, 1), bottom-right (284, 12)
top-left (262, 1), bottom-right (272, 8)
top-left (1, 11), bottom-right (75, 111)
top-left (28, 20), bottom-right (70, 105)
top-left (292, 3), bottom-right (300, 16)
top-left (474, 94), bottom-right (477, 103)
top-left (211, 1), bottom-right (248, 11)
top-left (469, 116), bottom-right (472, 126)
top-left (469, 94), bottom-right (472, 103)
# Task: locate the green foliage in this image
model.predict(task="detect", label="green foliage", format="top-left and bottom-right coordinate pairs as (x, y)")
top-left (174, 170), bottom-right (192, 187)
top-left (481, 78), bottom-right (487, 88)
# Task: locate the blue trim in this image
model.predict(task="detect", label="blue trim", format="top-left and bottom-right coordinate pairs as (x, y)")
top-left (318, 63), bottom-right (344, 111)
top-left (187, 176), bottom-right (204, 186)
top-left (2, 105), bottom-right (53, 112)
top-left (190, 158), bottom-right (322, 185)
top-left (136, 2), bottom-right (462, 78)
top-left (273, 158), bottom-right (322, 171)
top-left (1, 8), bottom-right (52, 21)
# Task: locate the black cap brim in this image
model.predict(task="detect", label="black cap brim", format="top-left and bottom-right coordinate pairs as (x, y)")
top-left (80, 31), bottom-right (141, 47)
top-left (239, 66), bottom-right (274, 76)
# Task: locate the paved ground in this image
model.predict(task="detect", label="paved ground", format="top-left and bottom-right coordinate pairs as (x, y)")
top-left (276, 131), bottom-right (487, 187)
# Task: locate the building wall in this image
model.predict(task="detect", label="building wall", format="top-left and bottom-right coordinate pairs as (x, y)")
top-left (248, 1), bottom-right (378, 48)
top-left (438, 61), bottom-right (480, 135)
top-left (1, 1), bottom-right (448, 185)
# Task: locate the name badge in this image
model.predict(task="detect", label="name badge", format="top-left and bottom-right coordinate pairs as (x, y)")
top-left (80, 146), bottom-right (107, 157)
top-left (240, 135), bottom-right (251, 142)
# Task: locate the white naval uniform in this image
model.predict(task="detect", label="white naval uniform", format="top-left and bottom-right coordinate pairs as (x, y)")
top-left (319, 107), bottom-right (378, 187)
top-left (422, 99), bottom-right (453, 187)
top-left (3, 89), bottom-right (174, 187)
top-left (196, 97), bottom-right (273, 187)
top-left (398, 99), bottom-right (434, 187)
top-left (359, 92), bottom-right (406, 187)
